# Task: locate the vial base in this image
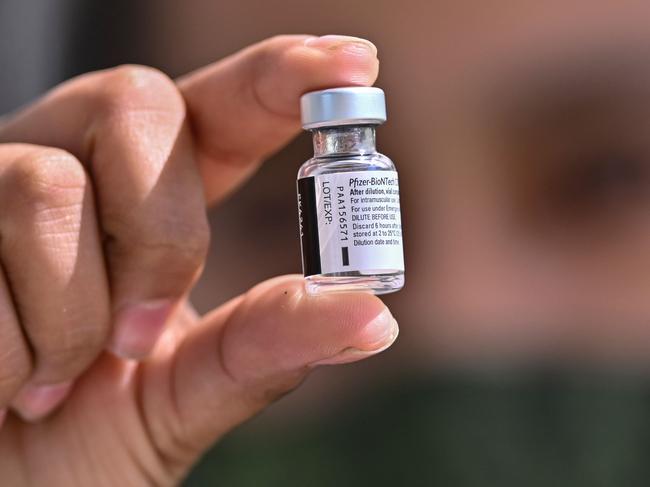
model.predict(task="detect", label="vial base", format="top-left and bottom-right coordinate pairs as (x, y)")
top-left (305, 270), bottom-right (404, 295)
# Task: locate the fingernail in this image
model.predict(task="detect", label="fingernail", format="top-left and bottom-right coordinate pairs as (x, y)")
top-left (12, 382), bottom-right (73, 422)
top-left (304, 35), bottom-right (377, 56)
top-left (311, 309), bottom-right (399, 366)
top-left (109, 299), bottom-right (174, 360)
top-left (0, 409), bottom-right (7, 429)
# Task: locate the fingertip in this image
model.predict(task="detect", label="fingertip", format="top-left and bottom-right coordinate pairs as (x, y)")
top-left (254, 34), bottom-right (380, 118)
top-left (246, 274), bottom-right (390, 333)
top-left (239, 275), bottom-right (397, 365)
top-left (352, 307), bottom-right (400, 352)
top-left (302, 34), bottom-right (379, 85)
top-left (304, 294), bottom-right (398, 360)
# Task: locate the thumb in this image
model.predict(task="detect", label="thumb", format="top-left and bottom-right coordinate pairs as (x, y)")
top-left (141, 275), bottom-right (398, 470)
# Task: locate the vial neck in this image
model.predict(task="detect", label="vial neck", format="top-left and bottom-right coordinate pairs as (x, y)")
top-left (312, 125), bottom-right (377, 158)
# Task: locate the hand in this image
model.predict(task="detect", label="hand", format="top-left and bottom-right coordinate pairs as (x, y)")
top-left (0, 35), bottom-right (397, 485)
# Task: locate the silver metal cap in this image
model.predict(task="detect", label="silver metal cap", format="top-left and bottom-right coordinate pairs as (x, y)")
top-left (300, 87), bottom-right (387, 129)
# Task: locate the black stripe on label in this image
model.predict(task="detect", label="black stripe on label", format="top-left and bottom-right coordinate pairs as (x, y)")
top-left (297, 176), bottom-right (321, 276)
top-left (342, 246), bottom-right (349, 266)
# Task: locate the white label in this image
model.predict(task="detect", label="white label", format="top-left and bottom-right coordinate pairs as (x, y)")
top-left (312, 170), bottom-right (404, 275)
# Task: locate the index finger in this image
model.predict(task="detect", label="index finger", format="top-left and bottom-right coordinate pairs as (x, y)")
top-left (177, 34), bottom-right (379, 204)
top-left (0, 34), bottom-right (379, 360)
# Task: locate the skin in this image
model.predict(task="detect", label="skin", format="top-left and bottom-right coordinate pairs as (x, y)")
top-left (0, 35), bottom-right (398, 485)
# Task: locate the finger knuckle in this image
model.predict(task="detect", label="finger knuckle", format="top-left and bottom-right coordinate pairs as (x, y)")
top-left (6, 148), bottom-right (87, 211)
top-left (110, 64), bottom-right (177, 97)
top-left (96, 64), bottom-right (184, 118)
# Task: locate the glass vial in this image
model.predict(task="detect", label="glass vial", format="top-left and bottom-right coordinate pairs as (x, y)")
top-left (297, 87), bottom-right (405, 295)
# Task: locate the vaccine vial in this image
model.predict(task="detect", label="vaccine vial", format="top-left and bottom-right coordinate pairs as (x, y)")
top-left (297, 87), bottom-right (405, 295)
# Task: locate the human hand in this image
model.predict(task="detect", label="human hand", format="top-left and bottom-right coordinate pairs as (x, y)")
top-left (0, 35), bottom-right (397, 485)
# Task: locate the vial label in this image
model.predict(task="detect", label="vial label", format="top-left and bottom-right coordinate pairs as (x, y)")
top-left (297, 171), bottom-right (404, 276)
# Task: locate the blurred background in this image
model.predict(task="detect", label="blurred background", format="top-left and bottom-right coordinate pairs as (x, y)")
top-left (4, 0), bottom-right (650, 485)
